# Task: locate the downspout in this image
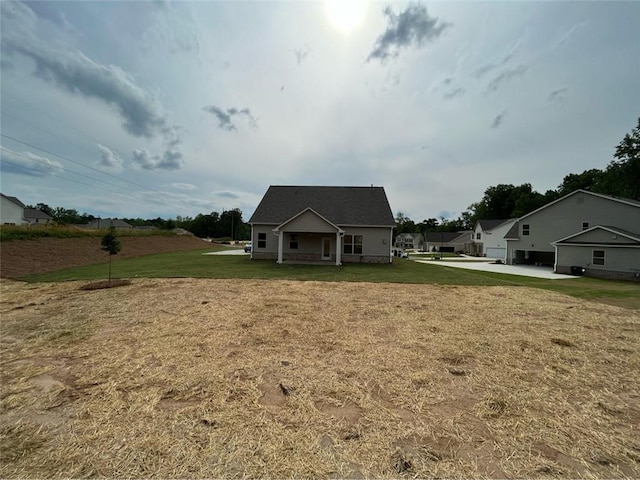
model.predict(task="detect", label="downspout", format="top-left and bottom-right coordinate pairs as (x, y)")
top-left (553, 244), bottom-right (558, 273)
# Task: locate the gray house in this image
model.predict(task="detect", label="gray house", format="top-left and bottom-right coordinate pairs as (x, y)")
top-left (395, 233), bottom-right (424, 250)
top-left (85, 218), bottom-right (133, 230)
top-left (423, 231), bottom-right (471, 253)
top-left (505, 189), bottom-right (640, 279)
top-left (24, 208), bottom-right (53, 225)
top-left (248, 186), bottom-right (395, 265)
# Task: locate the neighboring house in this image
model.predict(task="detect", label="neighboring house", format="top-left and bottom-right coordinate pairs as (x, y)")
top-left (24, 208), bottom-right (53, 225)
top-left (553, 226), bottom-right (640, 281)
top-left (0, 193), bottom-right (27, 225)
top-left (248, 186), bottom-right (395, 265)
top-left (395, 232), bottom-right (424, 250)
top-left (85, 218), bottom-right (134, 230)
top-left (505, 189), bottom-right (640, 279)
top-left (470, 219), bottom-right (517, 259)
top-left (424, 231), bottom-right (471, 253)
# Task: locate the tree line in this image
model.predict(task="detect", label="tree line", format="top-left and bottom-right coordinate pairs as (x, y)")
top-left (395, 117), bottom-right (639, 236)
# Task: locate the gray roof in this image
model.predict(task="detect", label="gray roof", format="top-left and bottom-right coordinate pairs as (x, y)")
top-left (424, 232), bottom-right (462, 243)
top-left (477, 219), bottom-right (510, 231)
top-left (1, 193), bottom-right (25, 208)
top-left (249, 186), bottom-right (395, 226)
top-left (24, 208), bottom-right (52, 220)
top-left (86, 218), bottom-right (133, 228)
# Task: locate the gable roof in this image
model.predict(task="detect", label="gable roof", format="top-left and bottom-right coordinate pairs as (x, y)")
top-left (477, 219), bottom-right (509, 231)
top-left (1, 193), bottom-right (26, 208)
top-left (249, 186), bottom-right (395, 226)
top-left (24, 208), bottom-right (52, 220)
top-left (553, 225), bottom-right (640, 245)
top-left (274, 207), bottom-right (342, 232)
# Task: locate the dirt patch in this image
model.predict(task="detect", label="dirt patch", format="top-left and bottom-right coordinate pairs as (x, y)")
top-left (0, 235), bottom-right (212, 278)
top-left (1, 279), bottom-right (639, 478)
top-left (79, 279), bottom-right (132, 290)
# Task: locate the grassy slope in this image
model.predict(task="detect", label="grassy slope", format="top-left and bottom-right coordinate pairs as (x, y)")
top-left (21, 248), bottom-right (640, 309)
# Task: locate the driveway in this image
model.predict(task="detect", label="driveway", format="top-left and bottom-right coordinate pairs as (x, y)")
top-left (413, 259), bottom-right (579, 279)
top-left (202, 249), bottom-right (248, 256)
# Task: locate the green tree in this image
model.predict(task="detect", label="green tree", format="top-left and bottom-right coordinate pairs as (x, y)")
top-left (101, 227), bottom-right (121, 284)
top-left (557, 169), bottom-right (605, 197)
top-left (602, 117), bottom-right (640, 199)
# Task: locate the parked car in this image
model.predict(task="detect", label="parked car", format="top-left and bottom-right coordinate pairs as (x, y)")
top-left (244, 242), bottom-right (252, 253)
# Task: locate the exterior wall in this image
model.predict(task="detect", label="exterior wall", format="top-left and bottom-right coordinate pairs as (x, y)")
top-left (343, 226), bottom-right (392, 263)
top-left (508, 194), bottom-right (640, 264)
top-left (1, 197), bottom-right (26, 225)
top-left (556, 245), bottom-right (640, 280)
top-left (483, 220), bottom-right (516, 257)
top-left (250, 224), bottom-right (392, 263)
top-left (251, 224), bottom-right (279, 259)
top-left (562, 229), bottom-right (638, 245)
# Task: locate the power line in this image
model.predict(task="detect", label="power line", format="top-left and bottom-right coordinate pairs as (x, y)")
top-left (0, 133), bottom-right (171, 201)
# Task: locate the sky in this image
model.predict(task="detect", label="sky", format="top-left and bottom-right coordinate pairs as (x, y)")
top-left (1, 0), bottom-right (639, 222)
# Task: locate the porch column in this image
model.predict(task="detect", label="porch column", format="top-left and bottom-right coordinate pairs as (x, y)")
top-left (277, 231), bottom-right (283, 264)
top-left (335, 231), bottom-right (342, 266)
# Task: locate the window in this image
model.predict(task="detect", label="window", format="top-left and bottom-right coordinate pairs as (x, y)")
top-left (582, 222), bottom-right (589, 230)
top-left (522, 224), bottom-right (530, 236)
top-left (257, 232), bottom-right (266, 248)
top-left (343, 234), bottom-right (363, 254)
top-left (289, 234), bottom-right (298, 249)
top-left (476, 233), bottom-right (481, 240)
top-left (593, 250), bottom-right (605, 266)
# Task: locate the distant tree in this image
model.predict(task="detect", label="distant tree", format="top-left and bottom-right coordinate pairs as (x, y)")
top-left (557, 169), bottom-right (605, 197)
top-left (101, 227), bottom-right (121, 285)
top-left (36, 203), bottom-right (54, 216)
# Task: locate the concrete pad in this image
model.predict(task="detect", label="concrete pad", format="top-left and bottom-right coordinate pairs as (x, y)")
top-left (202, 249), bottom-right (248, 256)
top-left (413, 259), bottom-right (579, 279)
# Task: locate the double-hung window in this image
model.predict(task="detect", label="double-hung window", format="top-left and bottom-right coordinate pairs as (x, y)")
top-left (257, 232), bottom-right (266, 248)
top-left (343, 235), bottom-right (363, 254)
top-left (522, 224), bottom-right (530, 236)
top-left (289, 234), bottom-right (299, 249)
top-left (592, 250), bottom-right (605, 266)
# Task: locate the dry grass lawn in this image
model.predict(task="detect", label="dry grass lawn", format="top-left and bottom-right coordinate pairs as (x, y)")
top-left (1, 278), bottom-right (639, 478)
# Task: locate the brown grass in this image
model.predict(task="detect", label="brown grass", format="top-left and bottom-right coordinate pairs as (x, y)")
top-left (1, 278), bottom-right (639, 478)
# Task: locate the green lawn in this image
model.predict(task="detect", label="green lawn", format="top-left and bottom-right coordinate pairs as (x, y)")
top-left (21, 248), bottom-right (640, 309)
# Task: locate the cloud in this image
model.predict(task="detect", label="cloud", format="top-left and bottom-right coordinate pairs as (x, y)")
top-left (443, 87), bottom-right (465, 99)
top-left (1, 1), bottom-right (173, 140)
top-left (553, 21), bottom-right (587, 48)
top-left (171, 183), bottom-right (197, 191)
top-left (473, 36), bottom-right (524, 78)
top-left (485, 64), bottom-right (528, 93)
top-left (547, 87), bottom-right (569, 103)
top-left (491, 109), bottom-right (508, 128)
top-left (367, 3), bottom-right (450, 63)
top-left (96, 144), bottom-right (124, 172)
top-left (202, 105), bottom-right (258, 131)
top-left (216, 191), bottom-right (239, 199)
top-left (132, 148), bottom-right (183, 171)
top-left (0, 146), bottom-right (64, 176)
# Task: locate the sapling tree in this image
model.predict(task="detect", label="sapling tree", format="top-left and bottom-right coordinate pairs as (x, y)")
top-left (101, 226), bottom-right (121, 284)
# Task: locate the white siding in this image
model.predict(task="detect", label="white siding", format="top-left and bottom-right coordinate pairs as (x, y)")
top-left (281, 210), bottom-right (337, 233)
top-left (1, 197), bottom-right (26, 225)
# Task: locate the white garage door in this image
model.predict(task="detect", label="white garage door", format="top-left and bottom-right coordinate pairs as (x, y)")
top-left (486, 247), bottom-right (505, 258)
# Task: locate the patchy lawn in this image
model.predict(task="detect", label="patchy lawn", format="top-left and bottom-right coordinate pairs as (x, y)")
top-left (1, 278), bottom-right (638, 478)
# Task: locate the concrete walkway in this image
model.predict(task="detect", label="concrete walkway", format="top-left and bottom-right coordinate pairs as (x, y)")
top-left (413, 259), bottom-right (579, 279)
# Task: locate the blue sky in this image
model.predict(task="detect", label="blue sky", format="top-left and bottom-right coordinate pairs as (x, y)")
top-left (1, 1), bottom-right (638, 222)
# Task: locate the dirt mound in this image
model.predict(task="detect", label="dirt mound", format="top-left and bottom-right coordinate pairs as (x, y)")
top-left (0, 235), bottom-right (211, 279)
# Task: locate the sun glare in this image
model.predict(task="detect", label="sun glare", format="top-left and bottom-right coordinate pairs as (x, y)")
top-left (324, 0), bottom-right (368, 34)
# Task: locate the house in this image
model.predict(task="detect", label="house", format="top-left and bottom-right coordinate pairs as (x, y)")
top-left (504, 189), bottom-right (640, 279)
top-left (24, 208), bottom-right (53, 225)
top-left (85, 218), bottom-right (134, 230)
top-left (0, 193), bottom-right (27, 225)
top-left (395, 232), bottom-right (424, 250)
top-left (423, 231), bottom-right (472, 253)
top-left (469, 218), bottom-right (517, 259)
top-left (248, 186), bottom-right (395, 265)
top-left (553, 226), bottom-right (640, 281)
